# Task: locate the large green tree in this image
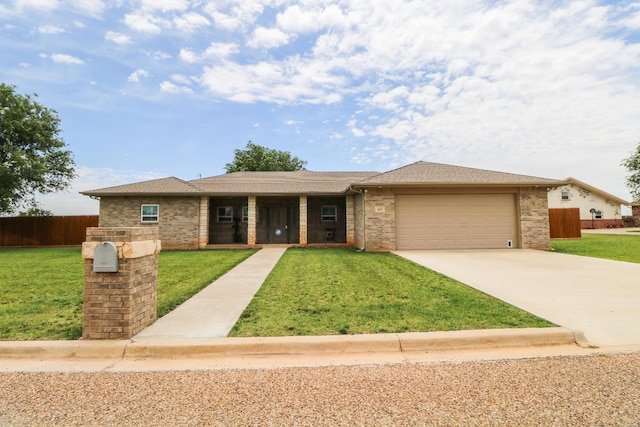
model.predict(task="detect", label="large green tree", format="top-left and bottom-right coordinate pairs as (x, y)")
top-left (225, 141), bottom-right (307, 173)
top-left (622, 143), bottom-right (640, 201)
top-left (0, 83), bottom-right (75, 214)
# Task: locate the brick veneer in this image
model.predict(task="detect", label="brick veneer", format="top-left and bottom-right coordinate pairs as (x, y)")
top-left (99, 196), bottom-right (200, 249)
top-left (363, 188), bottom-right (396, 251)
top-left (519, 187), bottom-right (551, 250)
top-left (633, 205), bottom-right (640, 227)
top-left (82, 227), bottom-right (160, 340)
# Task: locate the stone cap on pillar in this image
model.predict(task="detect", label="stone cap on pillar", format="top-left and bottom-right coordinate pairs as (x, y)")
top-left (82, 227), bottom-right (161, 260)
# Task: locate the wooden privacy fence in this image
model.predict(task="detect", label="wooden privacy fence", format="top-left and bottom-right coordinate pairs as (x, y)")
top-left (0, 215), bottom-right (99, 246)
top-left (549, 208), bottom-right (581, 239)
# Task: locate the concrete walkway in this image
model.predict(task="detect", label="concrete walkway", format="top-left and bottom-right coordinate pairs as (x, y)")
top-left (394, 249), bottom-right (640, 347)
top-left (133, 247), bottom-right (287, 341)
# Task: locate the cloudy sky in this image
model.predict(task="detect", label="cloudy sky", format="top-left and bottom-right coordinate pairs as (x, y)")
top-left (1, 0), bottom-right (639, 214)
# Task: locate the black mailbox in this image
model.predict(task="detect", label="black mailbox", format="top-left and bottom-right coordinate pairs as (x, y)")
top-left (93, 241), bottom-right (118, 272)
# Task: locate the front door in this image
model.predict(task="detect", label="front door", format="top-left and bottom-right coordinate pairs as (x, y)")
top-left (267, 206), bottom-right (290, 244)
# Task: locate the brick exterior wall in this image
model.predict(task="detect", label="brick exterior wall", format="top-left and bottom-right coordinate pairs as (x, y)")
top-left (363, 188), bottom-right (396, 251)
top-left (82, 227), bottom-right (159, 340)
top-left (633, 205), bottom-right (640, 227)
top-left (346, 194), bottom-right (355, 245)
top-left (299, 196), bottom-right (308, 245)
top-left (99, 196), bottom-right (200, 249)
top-left (353, 192), bottom-right (364, 249)
top-left (519, 187), bottom-right (552, 250)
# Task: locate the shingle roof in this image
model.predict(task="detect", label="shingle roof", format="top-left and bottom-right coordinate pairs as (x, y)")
top-left (192, 171), bottom-right (379, 195)
top-left (81, 162), bottom-right (564, 197)
top-left (81, 177), bottom-right (201, 196)
top-left (353, 161), bottom-right (564, 187)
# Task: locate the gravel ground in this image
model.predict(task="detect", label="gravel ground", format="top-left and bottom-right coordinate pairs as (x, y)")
top-left (1, 352), bottom-right (639, 426)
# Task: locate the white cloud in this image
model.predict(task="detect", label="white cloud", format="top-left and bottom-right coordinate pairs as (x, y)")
top-left (38, 25), bottom-right (65, 34)
top-left (248, 26), bottom-right (290, 49)
top-left (124, 12), bottom-right (165, 34)
top-left (179, 47), bottom-right (198, 63)
top-left (128, 69), bottom-right (149, 82)
top-left (69, 0), bottom-right (106, 18)
top-left (139, 0), bottom-right (188, 13)
top-left (204, 1), bottom-right (264, 30)
top-left (203, 41), bottom-right (238, 59)
top-left (142, 50), bottom-right (171, 60)
top-left (105, 31), bottom-right (131, 44)
top-left (170, 73), bottom-right (192, 85)
top-left (160, 81), bottom-right (193, 94)
top-left (15, 0), bottom-right (59, 12)
top-left (174, 12), bottom-right (210, 32)
top-left (47, 53), bottom-right (84, 64)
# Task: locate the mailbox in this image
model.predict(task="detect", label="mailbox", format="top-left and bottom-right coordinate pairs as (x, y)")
top-left (93, 241), bottom-right (118, 272)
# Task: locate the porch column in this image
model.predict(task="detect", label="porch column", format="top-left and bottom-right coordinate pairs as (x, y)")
top-left (198, 196), bottom-right (209, 248)
top-left (299, 195), bottom-right (308, 245)
top-left (346, 194), bottom-right (355, 245)
top-left (248, 196), bottom-right (257, 245)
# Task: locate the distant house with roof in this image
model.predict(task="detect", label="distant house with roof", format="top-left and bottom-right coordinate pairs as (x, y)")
top-left (82, 161), bottom-right (564, 251)
top-left (547, 177), bottom-right (629, 229)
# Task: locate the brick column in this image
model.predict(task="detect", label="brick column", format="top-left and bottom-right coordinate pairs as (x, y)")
top-left (247, 196), bottom-right (257, 245)
top-left (346, 194), bottom-right (355, 245)
top-left (633, 205), bottom-right (640, 227)
top-left (82, 227), bottom-right (161, 340)
top-left (198, 196), bottom-right (209, 248)
top-left (299, 195), bottom-right (308, 245)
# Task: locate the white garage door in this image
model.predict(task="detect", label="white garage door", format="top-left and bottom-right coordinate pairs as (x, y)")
top-left (396, 194), bottom-right (517, 250)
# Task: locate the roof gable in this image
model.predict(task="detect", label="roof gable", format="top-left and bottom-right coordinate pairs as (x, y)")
top-left (563, 177), bottom-right (629, 205)
top-left (354, 161), bottom-right (564, 187)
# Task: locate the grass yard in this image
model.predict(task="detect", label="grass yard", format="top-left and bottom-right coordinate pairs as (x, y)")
top-left (551, 233), bottom-right (640, 264)
top-left (0, 248), bottom-right (256, 340)
top-left (229, 248), bottom-right (554, 337)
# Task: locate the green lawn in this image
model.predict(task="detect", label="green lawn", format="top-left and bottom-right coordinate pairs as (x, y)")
top-left (551, 233), bottom-right (640, 263)
top-left (0, 248), bottom-right (256, 340)
top-left (229, 248), bottom-right (554, 337)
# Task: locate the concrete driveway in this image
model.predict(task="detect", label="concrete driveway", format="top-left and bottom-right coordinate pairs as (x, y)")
top-left (394, 249), bottom-right (640, 347)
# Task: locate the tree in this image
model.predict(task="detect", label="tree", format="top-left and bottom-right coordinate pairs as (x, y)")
top-left (0, 83), bottom-right (75, 214)
top-left (622, 143), bottom-right (640, 201)
top-left (225, 141), bottom-right (307, 173)
top-left (18, 207), bottom-right (53, 217)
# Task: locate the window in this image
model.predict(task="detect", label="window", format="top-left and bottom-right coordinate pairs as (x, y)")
top-left (321, 205), bottom-right (337, 222)
top-left (242, 206), bottom-right (249, 222)
top-left (217, 206), bottom-right (233, 222)
top-left (595, 210), bottom-right (602, 219)
top-left (141, 204), bottom-right (159, 223)
top-left (561, 191), bottom-right (570, 201)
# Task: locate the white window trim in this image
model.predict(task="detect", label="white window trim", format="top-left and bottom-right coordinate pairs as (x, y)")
top-left (141, 204), bottom-right (159, 223)
top-left (217, 206), bottom-right (233, 223)
top-left (321, 205), bottom-right (338, 222)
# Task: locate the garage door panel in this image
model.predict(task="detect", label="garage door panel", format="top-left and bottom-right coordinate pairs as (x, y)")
top-left (396, 194), bottom-right (517, 250)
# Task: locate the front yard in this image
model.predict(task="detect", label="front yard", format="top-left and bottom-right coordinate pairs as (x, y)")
top-left (229, 248), bottom-right (553, 337)
top-left (0, 248), bottom-right (256, 340)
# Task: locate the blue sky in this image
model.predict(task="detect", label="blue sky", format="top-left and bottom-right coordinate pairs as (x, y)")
top-left (1, 0), bottom-right (639, 214)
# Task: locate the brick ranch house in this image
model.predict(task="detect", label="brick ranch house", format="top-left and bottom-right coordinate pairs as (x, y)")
top-left (82, 161), bottom-right (564, 251)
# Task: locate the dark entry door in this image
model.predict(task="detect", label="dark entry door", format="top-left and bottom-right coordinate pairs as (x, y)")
top-left (267, 206), bottom-right (290, 243)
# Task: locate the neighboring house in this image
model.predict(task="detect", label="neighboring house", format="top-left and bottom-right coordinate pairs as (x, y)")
top-left (633, 201), bottom-right (640, 227)
top-left (82, 161), bottom-right (563, 251)
top-left (547, 177), bottom-right (629, 229)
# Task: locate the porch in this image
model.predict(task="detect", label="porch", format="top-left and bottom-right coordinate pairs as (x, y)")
top-left (207, 195), bottom-right (352, 246)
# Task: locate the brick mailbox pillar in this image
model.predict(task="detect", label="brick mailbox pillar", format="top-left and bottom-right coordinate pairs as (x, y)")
top-left (82, 227), bottom-right (161, 340)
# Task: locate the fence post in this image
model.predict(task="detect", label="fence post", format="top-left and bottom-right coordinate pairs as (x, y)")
top-left (81, 227), bottom-right (160, 340)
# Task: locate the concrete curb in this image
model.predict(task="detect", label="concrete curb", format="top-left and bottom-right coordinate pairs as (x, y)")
top-left (0, 327), bottom-right (582, 359)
